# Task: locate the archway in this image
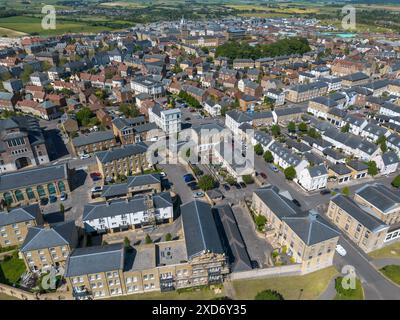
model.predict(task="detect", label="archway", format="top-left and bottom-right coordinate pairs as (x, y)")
top-left (15, 157), bottom-right (31, 170)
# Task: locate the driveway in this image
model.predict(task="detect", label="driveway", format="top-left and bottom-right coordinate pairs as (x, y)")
top-left (231, 205), bottom-right (273, 268)
top-left (159, 163), bottom-right (194, 204)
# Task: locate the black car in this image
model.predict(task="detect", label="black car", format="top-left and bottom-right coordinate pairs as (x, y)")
top-left (187, 181), bottom-right (199, 190)
top-left (239, 182), bottom-right (247, 189)
top-left (233, 183), bottom-right (241, 189)
top-left (292, 199), bottom-right (301, 207)
top-left (40, 197), bottom-right (49, 206)
top-left (320, 189), bottom-right (331, 195)
top-left (223, 184), bottom-right (230, 191)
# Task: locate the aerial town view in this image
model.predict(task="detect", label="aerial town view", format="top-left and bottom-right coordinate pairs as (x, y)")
top-left (0, 0), bottom-right (399, 307)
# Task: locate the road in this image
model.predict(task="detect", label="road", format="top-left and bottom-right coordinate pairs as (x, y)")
top-left (334, 235), bottom-right (400, 300)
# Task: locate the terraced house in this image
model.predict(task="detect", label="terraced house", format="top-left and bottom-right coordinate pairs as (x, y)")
top-left (112, 116), bottom-right (160, 145)
top-left (71, 131), bottom-right (117, 156)
top-left (95, 143), bottom-right (150, 180)
top-left (0, 163), bottom-right (72, 207)
top-left (252, 186), bottom-right (340, 273)
top-left (65, 200), bottom-right (229, 299)
top-left (100, 173), bottom-right (162, 200)
top-left (21, 221), bottom-right (78, 272)
top-left (82, 192), bottom-right (173, 233)
top-left (0, 116), bottom-right (49, 173)
top-left (0, 204), bottom-right (43, 248)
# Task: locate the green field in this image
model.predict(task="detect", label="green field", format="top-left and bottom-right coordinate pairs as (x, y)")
top-left (369, 242), bottom-right (400, 259)
top-left (380, 265), bottom-right (400, 285)
top-left (0, 16), bottom-right (113, 36)
top-left (334, 277), bottom-right (364, 300)
top-left (0, 252), bottom-right (26, 285)
top-left (232, 266), bottom-right (338, 300)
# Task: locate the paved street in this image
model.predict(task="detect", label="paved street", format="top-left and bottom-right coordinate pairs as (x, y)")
top-left (159, 163), bottom-right (194, 204)
top-left (334, 235), bottom-right (400, 300)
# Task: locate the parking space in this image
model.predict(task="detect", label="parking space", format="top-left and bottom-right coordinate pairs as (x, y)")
top-left (159, 163), bottom-right (194, 204)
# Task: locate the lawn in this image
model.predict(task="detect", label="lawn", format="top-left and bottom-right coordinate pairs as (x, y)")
top-left (380, 265), bottom-right (400, 285)
top-left (334, 277), bottom-right (364, 300)
top-left (0, 16), bottom-right (113, 36)
top-left (108, 285), bottom-right (225, 300)
top-left (232, 266), bottom-right (338, 300)
top-left (0, 252), bottom-right (26, 286)
top-left (369, 242), bottom-right (400, 259)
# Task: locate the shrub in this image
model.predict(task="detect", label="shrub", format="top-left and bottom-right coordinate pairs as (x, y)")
top-left (284, 166), bottom-right (296, 180)
top-left (392, 175), bottom-right (400, 188)
top-left (145, 234), bottom-right (152, 244)
top-left (165, 233), bottom-right (172, 241)
top-left (255, 289), bottom-right (284, 300)
top-left (242, 175), bottom-right (254, 184)
top-left (198, 175), bottom-right (216, 191)
top-left (255, 214), bottom-right (267, 231)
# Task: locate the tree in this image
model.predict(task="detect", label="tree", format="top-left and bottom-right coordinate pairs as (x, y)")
top-left (254, 143), bottom-right (264, 156)
top-left (255, 214), bottom-right (266, 231)
top-left (366, 161), bottom-right (378, 176)
top-left (263, 151), bottom-right (274, 163)
top-left (198, 175), bottom-right (216, 191)
top-left (271, 124), bottom-right (281, 137)
top-left (263, 96), bottom-right (274, 109)
top-left (225, 175), bottom-right (237, 185)
top-left (284, 166), bottom-right (296, 180)
top-left (377, 135), bottom-right (387, 153)
top-left (20, 64), bottom-right (34, 83)
top-left (298, 122), bottom-right (308, 132)
top-left (145, 234), bottom-right (152, 244)
top-left (76, 107), bottom-right (94, 127)
top-left (255, 289), bottom-right (284, 300)
top-left (392, 175), bottom-right (400, 188)
top-left (165, 233), bottom-right (172, 241)
top-left (119, 103), bottom-right (140, 118)
top-left (288, 121), bottom-right (296, 133)
top-left (307, 128), bottom-right (321, 139)
top-left (124, 237), bottom-right (131, 248)
top-left (341, 123), bottom-right (350, 133)
top-left (242, 175), bottom-right (254, 184)
top-left (342, 186), bottom-right (350, 196)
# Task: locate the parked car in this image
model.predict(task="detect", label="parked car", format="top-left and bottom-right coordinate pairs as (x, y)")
top-left (90, 172), bottom-right (101, 178)
top-left (60, 192), bottom-right (68, 201)
top-left (185, 117), bottom-right (191, 121)
top-left (320, 189), bottom-right (331, 195)
top-left (183, 174), bottom-right (195, 183)
top-left (193, 191), bottom-right (205, 198)
top-left (260, 172), bottom-right (267, 179)
top-left (270, 165), bottom-right (279, 172)
top-left (49, 195), bottom-right (57, 203)
top-left (159, 172), bottom-right (167, 178)
top-left (335, 244), bottom-right (347, 257)
top-left (91, 186), bottom-right (103, 193)
top-left (292, 199), bottom-right (301, 207)
top-left (239, 182), bottom-right (247, 189)
top-left (40, 197), bottom-right (49, 206)
top-left (187, 181), bottom-right (199, 190)
top-left (79, 153), bottom-right (90, 160)
top-left (233, 183), bottom-right (241, 190)
top-left (223, 184), bottom-right (230, 191)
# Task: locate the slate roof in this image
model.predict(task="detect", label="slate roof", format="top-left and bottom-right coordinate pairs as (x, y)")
top-left (226, 110), bottom-right (252, 123)
top-left (0, 204), bottom-right (41, 227)
top-left (112, 116), bottom-right (146, 130)
top-left (308, 164), bottom-right (328, 177)
top-left (269, 142), bottom-right (304, 167)
top-left (329, 163), bottom-right (351, 175)
top-left (347, 160), bottom-right (368, 171)
top-left (213, 204), bottom-right (252, 272)
top-left (65, 243), bottom-right (124, 277)
top-left (72, 130), bottom-right (115, 147)
top-left (20, 221), bottom-right (76, 252)
top-left (95, 142), bottom-right (148, 163)
top-left (180, 200), bottom-right (224, 260)
top-left (83, 192), bottom-right (171, 221)
top-left (331, 194), bottom-right (388, 232)
top-left (381, 151), bottom-right (400, 166)
top-left (0, 164), bottom-right (68, 192)
top-left (282, 211), bottom-right (339, 245)
top-left (355, 183), bottom-right (400, 214)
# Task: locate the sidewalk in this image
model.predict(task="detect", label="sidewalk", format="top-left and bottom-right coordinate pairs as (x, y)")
top-left (372, 258), bottom-right (400, 269)
top-left (318, 277), bottom-right (336, 300)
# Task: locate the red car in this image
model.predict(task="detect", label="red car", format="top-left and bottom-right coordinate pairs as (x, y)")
top-left (90, 172), bottom-right (101, 178)
top-left (260, 172), bottom-right (267, 179)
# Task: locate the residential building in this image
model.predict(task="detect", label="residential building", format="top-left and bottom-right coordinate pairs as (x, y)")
top-left (297, 165), bottom-right (328, 192)
top-left (95, 143), bottom-right (150, 179)
top-left (327, 195), bottom-right (389, 253)
top-left (21, 221), bottom-right (78, 272)
top-left (71, 131), bottom-right (117, 156)
top-left (149, 104), bottom-right (181, 135)
top-left (0, 204), bottom-right (43, 248)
